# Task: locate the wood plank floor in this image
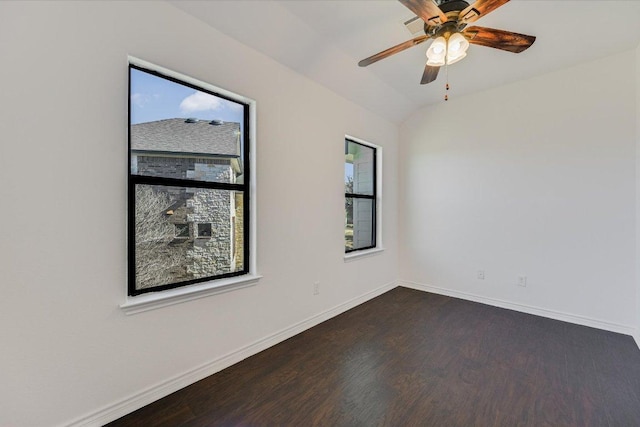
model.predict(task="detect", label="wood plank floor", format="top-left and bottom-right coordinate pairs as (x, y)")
top-left (107, 287), bottom-right (640, 426)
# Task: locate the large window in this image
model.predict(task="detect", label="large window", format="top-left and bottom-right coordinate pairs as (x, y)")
top-left (128, 62), bottom-right (250, 296)
top-left (345, 137), bottom-right (378, 253)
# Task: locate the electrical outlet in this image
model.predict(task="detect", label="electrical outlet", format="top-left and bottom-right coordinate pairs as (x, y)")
top-left (477, 270), bottom-right (485, 280)
top-left (313, 281), bottom-right (320, 295)
top-left (518, 275), bottom-right (527, 287)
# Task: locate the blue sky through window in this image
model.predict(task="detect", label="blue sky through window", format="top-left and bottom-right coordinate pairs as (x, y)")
top-left (130, 68), bottom-right (244, 126)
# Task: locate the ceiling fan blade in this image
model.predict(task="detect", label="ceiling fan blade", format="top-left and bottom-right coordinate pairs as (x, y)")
top-left (421, 64), bottom-right (440, 84)
top-left (358, 35), bottom-right (429, 67)
top-left (460, 0), bottom-right (510, 24)
top-left (399, 0), bottom-right (448, 26)
top-left (463, 26), bottom-right (536, 53)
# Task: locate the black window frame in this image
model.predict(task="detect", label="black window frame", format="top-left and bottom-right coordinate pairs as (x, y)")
top-left (128, 63), bottom-right (251, 296)
top-left (345, 137), bottom-right (377, 253)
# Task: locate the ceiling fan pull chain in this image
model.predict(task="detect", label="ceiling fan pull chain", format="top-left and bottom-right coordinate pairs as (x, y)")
top-left (444, 62), bottom-right (449, 101)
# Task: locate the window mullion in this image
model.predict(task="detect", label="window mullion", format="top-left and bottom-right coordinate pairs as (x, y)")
top-left (345, 193), bottom-right (375, 199)
top-left (131, 175), bottom-right (245, 192)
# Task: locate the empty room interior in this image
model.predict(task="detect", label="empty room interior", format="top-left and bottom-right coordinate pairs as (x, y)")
top-left (2, 1), bottom-right (640, 426)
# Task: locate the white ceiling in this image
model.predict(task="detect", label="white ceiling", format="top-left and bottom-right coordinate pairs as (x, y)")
top-left (170, 0), bottom-right (640, 123)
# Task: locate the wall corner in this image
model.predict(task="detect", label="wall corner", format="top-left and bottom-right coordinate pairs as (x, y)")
top-left (635, 41), bottom-right (640, 351)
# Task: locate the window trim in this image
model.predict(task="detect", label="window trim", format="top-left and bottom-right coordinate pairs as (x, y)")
top-left (344, 135), bottom-right (383, 258)
top-left (120, 274), bottom-right (262, 315)
top-left (122, 56), bottom-right (259, 312)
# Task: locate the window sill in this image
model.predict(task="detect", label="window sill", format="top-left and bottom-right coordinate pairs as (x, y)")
top-left (120, 274), bottom-right (262, 315)
top-left (344, 247), bottom-right (384, 262)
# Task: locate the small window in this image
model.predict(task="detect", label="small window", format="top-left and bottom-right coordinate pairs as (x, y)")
top-left (197, 223), bottom-right (212, 238)
top-left (175, 224), bottom-right (189, 238)
top-left (345, 137), bottom-right (378, 253)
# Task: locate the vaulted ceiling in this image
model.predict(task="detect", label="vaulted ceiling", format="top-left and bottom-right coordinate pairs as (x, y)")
top-left (170, 1), bottom-right (640, 123)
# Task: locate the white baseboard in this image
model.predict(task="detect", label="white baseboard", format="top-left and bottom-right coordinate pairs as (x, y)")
top-left (634, 332), bottom-right (640, 351)
top-left (399, 280), bottom-right (636, 336)
top-left (65, 281), bottom-right (397, 427)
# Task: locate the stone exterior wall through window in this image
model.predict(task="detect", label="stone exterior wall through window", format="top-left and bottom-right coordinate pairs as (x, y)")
top-left (134, 154), bottom-right (240, 281)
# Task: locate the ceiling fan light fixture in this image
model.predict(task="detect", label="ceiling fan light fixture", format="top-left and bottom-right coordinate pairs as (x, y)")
top-left (447, 50), bottom-right (467, 65)
top-left (446, 32), bottom-right (469, 65)
top-left (426, 36), bottom-right (446, 66)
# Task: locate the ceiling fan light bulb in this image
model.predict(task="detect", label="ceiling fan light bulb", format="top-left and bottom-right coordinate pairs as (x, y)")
top-left (426, 36), bottom-right (447, 60)
top-left (449, 33), bottom-right (469, 53)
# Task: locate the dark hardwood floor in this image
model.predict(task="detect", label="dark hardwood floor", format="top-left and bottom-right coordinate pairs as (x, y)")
top-left (107, 287), bottom-right (640, 426)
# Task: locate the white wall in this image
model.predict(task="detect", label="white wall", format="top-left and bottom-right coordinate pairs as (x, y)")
top-left (0, 2), bottom-right (398, 426)
top-left (399, 50), bottom-right (637, 333)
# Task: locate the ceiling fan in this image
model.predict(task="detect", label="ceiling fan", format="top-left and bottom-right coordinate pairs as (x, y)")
top-left (358, 0), bottom-right (536, 85)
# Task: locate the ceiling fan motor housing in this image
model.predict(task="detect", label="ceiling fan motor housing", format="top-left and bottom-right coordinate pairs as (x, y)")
top-left (424, 0), bottom-right (471, 36)
top-left (437, 0), bottom-right (470, 13)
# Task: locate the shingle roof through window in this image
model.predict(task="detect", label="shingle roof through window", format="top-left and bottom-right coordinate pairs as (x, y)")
top-left (131, 119), bottom-right (240, 157)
